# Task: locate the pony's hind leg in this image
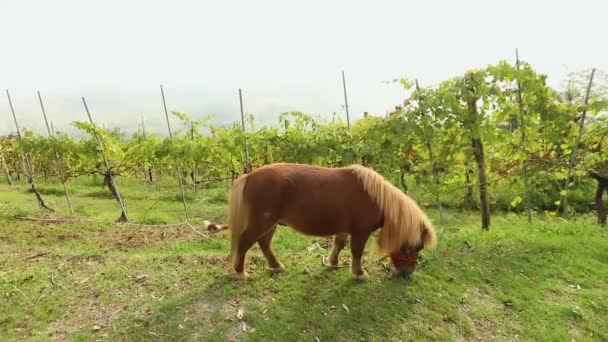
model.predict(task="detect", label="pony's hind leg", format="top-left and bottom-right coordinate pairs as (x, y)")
top-left (350, 232), bottom-right (372, 281)
top-left (233, 209), bottom-right (281, 280)
top-left (327, 233), bottom-right (348, 268)
top-left (257, 224), bottom-right (285, 273)
top-left (233, 228), bottom-right (258, 280)
top-left (233, 222), bottom-right (274, 280)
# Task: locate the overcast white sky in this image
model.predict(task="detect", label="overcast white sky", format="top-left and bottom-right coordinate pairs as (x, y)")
top-left (1, 0), bottom-right (607, 136)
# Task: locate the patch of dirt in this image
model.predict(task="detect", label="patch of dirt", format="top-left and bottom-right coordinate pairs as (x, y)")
top-left (568, 322), bottom-right (582, 341)
top-left (192, 296), bottom-right (252, 342)
top-left (57, 233), bottom-right (80, 241)
top-left (189, 255), bottom-right (230, 267)
top-left (111, 226), bottom-right (204, 249)
top-left (457, 288), bottom-right (519, 341)
top-left (260, 288), bottom-right (278, 303)
top-left (543, 285), bottom-right (577, 308)
top-left (44, 298), bottom-right (124, 341)
top-left (32, 229), bottom-right (46, 239)
top-left (66, 253), bottom-right (106, 265)
top-left (0, 235), bottom-right (10, 249)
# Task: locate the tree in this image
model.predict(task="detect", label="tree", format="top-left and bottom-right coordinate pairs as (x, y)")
top-left (460, 70), bottom-right (494, 229)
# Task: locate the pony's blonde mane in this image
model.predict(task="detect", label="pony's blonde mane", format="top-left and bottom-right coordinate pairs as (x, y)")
top-left (348, 164), bottom-right (437, 255)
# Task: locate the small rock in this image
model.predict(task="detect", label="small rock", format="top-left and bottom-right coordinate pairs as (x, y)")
top-left (135, 275), bottom-right (149, 283)
top-left (307, 242), bottom-right (324, 252)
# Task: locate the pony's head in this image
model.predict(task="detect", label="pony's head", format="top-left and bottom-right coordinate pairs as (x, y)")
top-left (349, 164), bottom-right (438, 276)
top-left (389, 221), bottom-right (436, 276)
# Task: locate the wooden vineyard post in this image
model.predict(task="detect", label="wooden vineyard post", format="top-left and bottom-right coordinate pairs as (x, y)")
top-left (158, 85), bottom-right (207, 238)
top-left (0, 152), bottom-right (13, 186)
top-left (514, 49), bottom-right (532, 224)
top-left (160, 85), bottom-right (192, 224)
top-left (38, 91), bottom-right (74, 215)
top-left (238, 88), bottom-right (251, 173)
top-left (342, 70), bottom-right (351, 129)
top-left (6, 89), bottom-right (53, 212)
top-left (562, 68), bottom-right (596, 217)
top-left (141, 116), bottom-right (154, 184)
top-left (82, 97), bottom-right (129, 222)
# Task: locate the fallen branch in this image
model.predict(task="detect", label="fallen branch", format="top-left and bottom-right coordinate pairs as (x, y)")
top-left (186, 221), bottom-right (211, 240)
top-left (25, 252), bottom-right (50, 260)
top-left (15, 216), bottom-right (221, 240)
top-left (16, 216), bottom-right (191, 228)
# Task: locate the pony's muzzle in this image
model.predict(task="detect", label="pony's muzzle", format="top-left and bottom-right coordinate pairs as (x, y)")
top-left (389, 251), bottom-right (418, 276)
top-left (392, 266), bottom-right (415, 278)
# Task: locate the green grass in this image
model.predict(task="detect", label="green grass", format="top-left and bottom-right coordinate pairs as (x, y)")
top-left (1, 178), bottom-right (607, 341)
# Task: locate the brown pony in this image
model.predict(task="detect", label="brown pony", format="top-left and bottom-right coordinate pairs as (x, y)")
top-left (227, 162), bottom-right (437, 280)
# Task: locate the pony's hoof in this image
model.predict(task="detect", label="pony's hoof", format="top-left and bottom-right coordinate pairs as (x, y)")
top-left (268, 264), bottom-right (286, 274)
top-left (326, 262), bottom-right (341, 269)
top-left (322, 255), bottom-right (341, 269)
top-left (236, 272), bottom-right (249, 281)
top-left (353, 271), bottom-right (369, 281)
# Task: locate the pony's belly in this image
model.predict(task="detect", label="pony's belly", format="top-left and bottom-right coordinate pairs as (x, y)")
top-left (279, 215), bottom-right (346, 237)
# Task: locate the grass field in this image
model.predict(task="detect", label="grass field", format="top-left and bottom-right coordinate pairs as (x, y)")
top-left (1, 178), bottom-right (608, 341)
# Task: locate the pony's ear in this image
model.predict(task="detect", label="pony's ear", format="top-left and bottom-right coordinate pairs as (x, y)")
top-left (421, 222), bottom-right (437, 250)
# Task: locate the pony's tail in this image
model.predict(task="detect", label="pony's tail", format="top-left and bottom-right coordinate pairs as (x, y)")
top-left (228, 174), bottom-right (249, 265)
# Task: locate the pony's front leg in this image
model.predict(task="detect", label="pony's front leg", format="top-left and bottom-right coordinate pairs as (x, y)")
top-left (350, 232), bottom-right (372, 281)
top-left (327, 233), bottom-right (348, 268)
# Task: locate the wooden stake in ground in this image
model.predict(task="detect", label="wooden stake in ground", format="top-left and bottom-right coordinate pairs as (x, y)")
top-left (157, 86), bottom-right (208, 239)
top-left (160, 85), bottom-right (192, 223)
top-left (562, 68), bottom-right (596, 217)
top-left (5, 89), bottom-right (53, 212)
top-left (342, 70), bottom-right (351, 129)
top-left (0, 152), bottom-right (13, 186)
top-left (238, 88), bottom-right (251, 173)
top-left (190, 121), bottom-right (197, 186)
top-left (38, 91), bottom-right (74, 215)
top-left (140, 115), bottom-right (154, 184)
top-left (81, 97), bottom-right (129, 222)
top-left (514, 49), bottom-right (532, 224)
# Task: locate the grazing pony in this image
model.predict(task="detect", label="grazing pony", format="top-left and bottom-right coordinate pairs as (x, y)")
top-left (227, 163), bottom-right (437, 280)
